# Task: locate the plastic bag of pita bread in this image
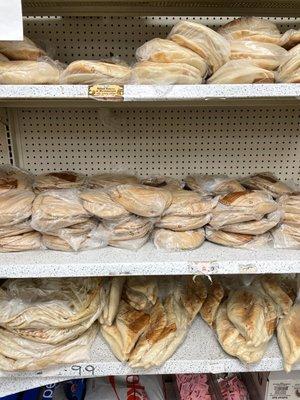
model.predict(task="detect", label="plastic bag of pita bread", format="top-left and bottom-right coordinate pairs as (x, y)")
top-left (281, 28), bottom-right (300, 49)
top-left (60, 60), bottom-right (131, 84)
top-left (278, 192), bottom-right (300, 214)
top-left (141, 175), bottom-right (183, 190)
top-left (153, 228), bottom-right (205, 251)
top-left (87, 172), bottom-right (140, 189)
top-left (217, 17), bottom-right (282, 45)
top-left (0, 189), bottom-right (35, 227)
top-left (34, 171), bottom-right (86, 193)
top-left (0, 231), bottom-right (41, 252)
top-left (205, 227), bottom-right (271, 249)
top-left (0, 36), bottom-right (46, 61)
top-left (168, 21), bottom-right (230, 73)
top-left (0, 219), bottom-right (33, 239)
top-left (276, 51), bottom-right (300, 83)
top-left (241, 172), bottom-right (293, 198)
top-left (272, 223), bottom-right (300, 249)
top-left (0, 165), bottom-right (33, 193)
top-left (184, 174), bottom-right (244, 196)
top-left (0, 60), bottom-right (61, 84)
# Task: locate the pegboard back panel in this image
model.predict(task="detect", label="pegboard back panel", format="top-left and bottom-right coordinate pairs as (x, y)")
top-left (0, 110), bottom-right (13, 166)
top-left (24, 16), bottom-right (299, 63)
top-left (11, 107), bottom-right (300, 182)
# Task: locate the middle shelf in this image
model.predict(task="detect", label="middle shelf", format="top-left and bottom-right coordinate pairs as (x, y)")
top-left (1, 243), bottom-right (299, 278)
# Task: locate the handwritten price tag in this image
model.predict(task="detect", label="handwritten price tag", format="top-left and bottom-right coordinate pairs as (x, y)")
top-left (0, 0), bottom-right (23, 40)
top-left (71, 365), bottom-right (95, 376)
top-left (189, 261), bottom-right (220, 275)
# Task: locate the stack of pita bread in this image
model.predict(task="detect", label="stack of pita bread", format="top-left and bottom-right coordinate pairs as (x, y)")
top-left (273, 192), bottom-right (300, 249)
top-left (276, 44), bottom-right (300, 83)
top-left (0, 277), bottom-right (101, 371)
top-left (0, 36), bottom-right (60, 84)
top-left (0, 166), bottom-right (40, 252)
top-left (100, 275), bottom-right (208, 368)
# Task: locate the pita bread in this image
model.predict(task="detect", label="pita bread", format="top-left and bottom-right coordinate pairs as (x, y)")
top-left (221, 211), bottom-right (282, 235)
top-left (0, 189), bottom-right (35, 226)
top-left (230, 40), bottom-right (287, 70)
top-left (272, 223), bottom-right (300, 249)
top-left (0, 231), bottom-right (41, 252)
top-left (0, 165), bottom-right (32, 194)
top-left (60, 60), bottom-right (131, 84)
top-left (34, 171), bottom-right (85, 193)
top-left (125, 276), bottom-right (158, 311)
top-left (281, 29), bottom-right (300, 49)
top-left (283, 212), bottom-right (300, 226)
top-left (278, 192), bottom-right (300, 214)
top-left (0, 220), bottom-right (33, 239)
top-left (102, 215), bottom-right (153, 240)
top-left (42, 229), bottom-right (102, 251)
top-left (206, 227), bottom-right (270, 249)
top-left (207, 60), bottom-right (275, 84)
top-left (277, 52), bottom-right (300, 83)
top-left (80, 189), bottom-right (130, 219)
top-left (31, 189), bottom-right (89, 232)
top-left (0, 61), bottom-right (60, 84)
top-left (99, 277), bottom-right (126, 326)
top-left (277, 304), bottom-right (300, 372)
top-left (109, 184), bottom-right (172, 217)
top-left (131, 61), bottom-right (204, 84)
top-left (141, 176), bottom-right (182, 190)
top-left (153, 228), bottom-right (205, 251)
top-left (169, 21), bottom-right (230, 73)
top-left (200, 279), bottom-right (225, 327)
top-left (136, 38), bottom-right (209, 76)
top-left (241, 172), bottom-right (293, 198)
top-left (0, 37), bottom-right (45, 60)
top-left (288, 44), bottom-right (300, 57)
top-left (184, 174), bottom-right (245, 196)
top-left (156, 213), bottom-right (211, 231)
top-left (108, 234), bottom-right (150, 250)
top-left (217, 17), bottom-right (282, 44)
top-left (87, 173), bottom-right (139, 189)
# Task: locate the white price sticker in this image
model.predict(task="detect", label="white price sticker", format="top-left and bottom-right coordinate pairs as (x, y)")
top-left (0, 0), bottom-right (23, 40)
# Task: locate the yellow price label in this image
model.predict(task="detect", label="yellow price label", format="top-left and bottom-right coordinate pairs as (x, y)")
top-left (89, 85), bottom-right (124, 101)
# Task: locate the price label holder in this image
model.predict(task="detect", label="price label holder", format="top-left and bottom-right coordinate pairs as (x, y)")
top-left (89, 85), bottom-right (124, 102)
top-left (0, 0), bottom-right (23, 40)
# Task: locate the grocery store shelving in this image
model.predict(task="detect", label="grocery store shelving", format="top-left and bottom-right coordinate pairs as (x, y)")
top-left (1, 243), bottom-right (299, 278)
top-left (1, 84), bottom-right (300, 108)
top-left (21, 0), bottom-right (300, 16)
top-left (0, 318), bottom-right (298, 388)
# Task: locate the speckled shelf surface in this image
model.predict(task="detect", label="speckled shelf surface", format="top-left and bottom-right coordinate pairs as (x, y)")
top-left (1, 84), bottom-right (300, 101)
top-left (0, 318), bottom-right (298, 396)
top-left (0, 242), bottom-right (299, 278)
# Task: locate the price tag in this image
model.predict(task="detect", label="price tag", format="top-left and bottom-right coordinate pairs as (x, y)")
top-left (89, 85), bottom-right (124, 101)
top-left (0, 0), bottom-right (23, 40)
top-left (189, 261), bottom-right (220, 275)
top-left (71, 364), bottom-right (95, 376)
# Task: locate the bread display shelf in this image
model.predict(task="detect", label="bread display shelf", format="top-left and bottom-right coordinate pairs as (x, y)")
top-left (1, 84), bottom-right (300, 106)
top-left (22, 0), bottom-right (300, 17)
top-left (0, 318), bottom-right (298, 385)
top-left (0, 242), bottom-right (299, 278)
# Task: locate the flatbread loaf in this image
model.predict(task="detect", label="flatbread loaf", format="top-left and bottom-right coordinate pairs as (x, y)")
top-left (0, 220), bottom-right (33, 239)
top-left (272, 223), bottom-right (300, 249)
top-left (131, 61), bottom-right (204, 84)
top-left (0, 231), bottom-right (41, 252)
top-left (169, 21), bottom-right (230, 73)
top-left (102, 215), bottom-right (153, 240)
top-left (184, 174), bottom-right (244, 196)
top-left (141, 176), bottom-right (182, 190)
top-left (205, 227), bottom-right (270, 248)
top-left (207, 60), bottom-right (275, 84)
top-left (125, 276), bottom-right (158, 311)
top-left (221, 211), bottom-right (281, 235)
top-left (241, 172), bottom-right (293, 198)
top-left (278, 192), bottom-right (300, 214)
top-left (200, 279), bottom-right (225, 327)
top-left (107, 234), bottom-right (150, 250)
top-left (163, 189), bottom-right (217, 216)
top-left (277, 52), bottom-right (300, 83)
top-left (281, 29), bottom-right (300, 49)
top-left (217, 17), bottom-right (282, 44)
top-left (99, 277), bottom-right (126, 326)
top-left (156, 213), bottom-right (211, 231)
top-left (0, 165), bottom-right (33, 194)
top-left (60, 60), bottom-right (131, 84)
top-left (0, 37), bottom-right (45, 60)
top-left (136, 38), bottom-right (209, 76)
top-left (153, 228), bottom-right (205, 251)
top-left (87, 173), bottom-right (139, 189)
top-left (0, 61), bottom-right (60, 84)
top-left (34, 171), bottom-right (85, 192)
top-left (0, 189), bottom-right (35, 226)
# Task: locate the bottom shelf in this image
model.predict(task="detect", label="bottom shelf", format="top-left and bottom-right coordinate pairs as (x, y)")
top-left (0, 318), bottom-right (298, 394)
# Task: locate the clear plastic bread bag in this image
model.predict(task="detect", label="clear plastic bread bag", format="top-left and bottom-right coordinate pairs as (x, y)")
top-left (0, 36), bottom-right (46, 60)
top-left (87, 171), bottom-right (140, 189)
top-left (272, 223), bottom-right (300, 249)
top-left (276, 52), bottom-right (300, 83)
top-left (184, 174), bottom-right (244, 196)
top-left (153, 227), bottom-right (205, 251)
top-left (60, 59), bottom-right (131, 85)
top-left (33, 170), bottom-right (86, 193)
top-left (205, 227), bottom-right (272, 249)
top-left (0, 231), bottom-right (42, 252)
top-left (0, 164), bottom-right (33, 192)
top-left (280, 29), bottom-right (300, 49)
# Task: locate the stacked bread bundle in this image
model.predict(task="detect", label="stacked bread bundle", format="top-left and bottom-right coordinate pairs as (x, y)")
top-left (0, 36), bottom-right (60, 84)
top-left (0, 277), bottom-right (100, 371)
top-left (0, 166), bottom-right (40, 252)
top-left (273, 192), bottom-right (300, 249)
top-left (153, 189), bottom-right (217, 251)
top-left (100, 275), bottom-right (208, 369)
top-left (200, 275), bottom-right (296, 365)
top-left (31, 171), bottom-right (102, 251)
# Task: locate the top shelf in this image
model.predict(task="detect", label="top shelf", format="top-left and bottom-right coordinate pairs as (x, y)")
top-left (22, 0), bottom-right (300, 17)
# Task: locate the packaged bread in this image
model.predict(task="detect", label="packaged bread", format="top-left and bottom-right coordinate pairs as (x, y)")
top-left (168, 21), bottom-right (230, 73)
top-left (278, 192), bottom-right (300, 214)
top-left (209, 190), bottom-right (277, 228)
top-left (102, 215), bottom-right (154, 241)
top-left (99, 277), bottom-right (126, 326)
top-left (281, 29), bottom-right (300, 49)
top-left (288, 44), bottom-right (300, 57)
top-left (206, 227), bottom-right (271, 249)
top-left (0, 37), bottom-right (45, 60)
top-left (221, 210), bottom-right (282, 235)
top-left (277, 303), bottom-right (300, 372)
top-left (230, 40), bottom-right (287, 70)
top-left (163, 189), bottom-right (218, 216)
top-left (283, 212), bottom-right (300, 226)
top-left (0, 165), bottom-right (33, 194)
top-left (276, 52), bottom-right (300, 83)
top-left (130, 61), bottom-right (204, 84)
top-left (141, 176), bottom-right (182, 190)
top-left (217, 17), bottom-right (282, 44)
top-left (80, 189), bottom-right (130, 219)
top-left (124, 276), bottom-right (158, 311)
top-left (272, 223), bottom-right (300, 249)
top-left (0, 61), bottom-right (60, 84)
top-left (0, 231), bottom-right (41, 252)
top-left (184, 174), bottom-right (244, 196)
top-left (109, 184), bottom-right (172, 218)
top-left (108, 234), bottom-right (150, 250)
top-left (34, 171), bottom-right (85, 193)
top-left (87, 173), bottom-right (139, 189)
top-left (0, 189), bottom-right (35, 226)
top-left (136, 38), bottom-right (209, 76)
top-left (200, 279), bottom-right (225, 327)
top-left (241, 172), bottom-right (293, 198)
top-left (0, 53), bottom-right (8, 61)
top-left (207, 60), bottom-right (275, 84)
top-left (60, 60), bottom-right (131, 84)
top-left (153, 228), bottom-right (205, 251)
top-left (31, 189), bottom-right (89, 232)
top-left (156, 213), bottom-right (211, 231)
top-left (0, 220), bottom-right (33, 239)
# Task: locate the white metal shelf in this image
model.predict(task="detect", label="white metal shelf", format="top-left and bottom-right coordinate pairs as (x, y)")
top-left (0, 318), bottom-right (297, 389)
top-left (0, 242), bottom-right (299, 278)
top-left (1, 84), bottom-right (300, 107)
